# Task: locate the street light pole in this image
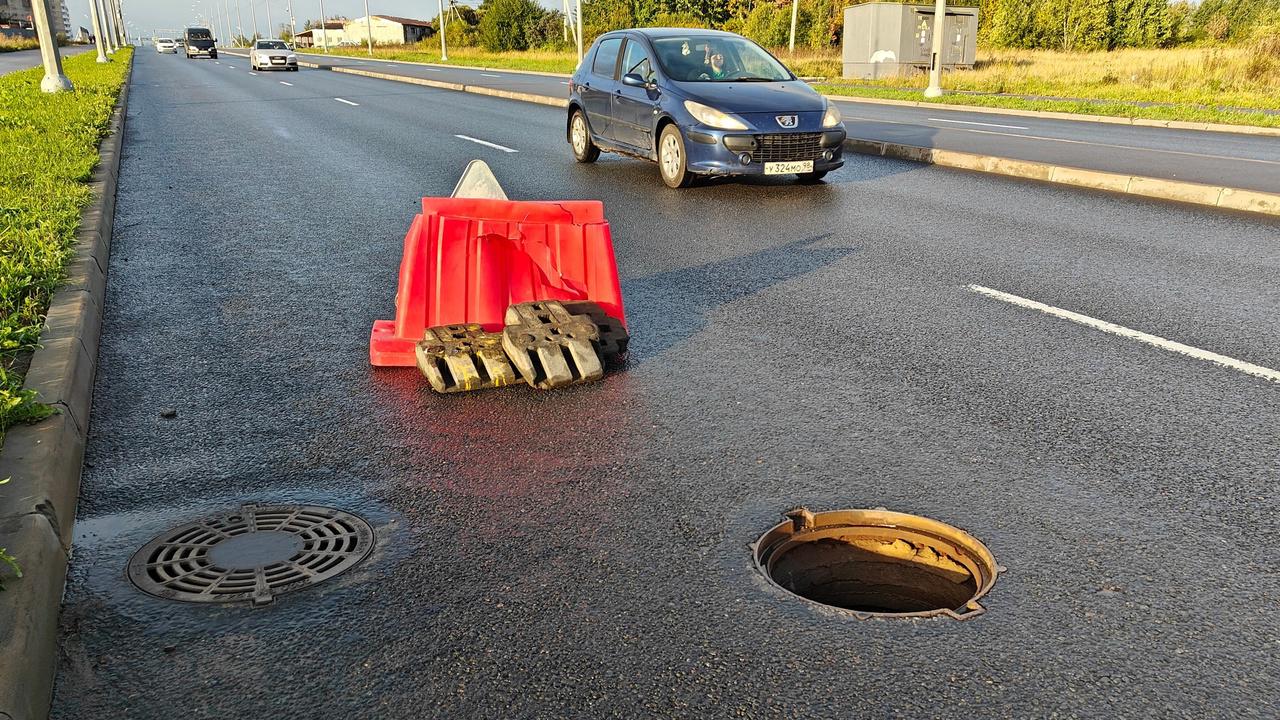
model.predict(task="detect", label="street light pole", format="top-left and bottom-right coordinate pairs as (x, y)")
top-left (250, 0), bottom-right (258, 40)
top-left (89, 0), bottom-right (108, 61)
top-left (924, 0), bottom-right (946, 98)
top-left (265, 0), bottom-right (273, 38)
top-left (99, 0), bottom-right (115, 53)
top-left (363, 0), bottom-right (372, 56)
top-left (32, 0), bottom-right (73, 91)
top-left (236, 0), bottom-right (244, 45)
top-left (437, 0), bottom-right (446, 61)
top-left (224, 0), bottom-right (234, 46)
top-left (318, 0), bottom-right (327, 52)
top-left (574, 0), bottom-right (582, 62)
top-left (788, 0), bottom-right (798, 53)
top-left (114, 0), bottom-right (127, 45)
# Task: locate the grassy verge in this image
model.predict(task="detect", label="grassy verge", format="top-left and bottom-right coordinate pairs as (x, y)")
top-left (304, 41), bottom-right (1280, 127)
top-left (0, 47), bottom-right (132, 442)
top-left (813, 84), bottom-right (1280, 128)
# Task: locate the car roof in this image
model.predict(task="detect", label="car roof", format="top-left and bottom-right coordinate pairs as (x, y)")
top-left (617, 27), bottom-right (742, 40)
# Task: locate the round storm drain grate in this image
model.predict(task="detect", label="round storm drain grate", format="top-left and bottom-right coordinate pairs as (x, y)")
top-left (128, 504), bottom-right (374, 606)
top-left (753, 507), bottom-right (1000, 620)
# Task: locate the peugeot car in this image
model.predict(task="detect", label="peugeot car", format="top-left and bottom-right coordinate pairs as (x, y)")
top-left (183, 27), bottom-right (217, 59)
top-left (567, 28), bottom-right (845, 188)
top-left (249, 39), bottom-right (298, 71)
top-left (155, 37), bottom-right (177, 53)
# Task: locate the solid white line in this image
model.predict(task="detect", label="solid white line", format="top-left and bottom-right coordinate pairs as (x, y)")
top-left (560, 81), bottom-right (570, 85)
top-left (424, 68), bottom-right (442, 72)
top-left (967, 284), bottom-right (1280, 384)
top-left (454, 134), bottom-right (518, 153)
top-left (928, 117), bottom-right (1028, 130)
top-left (335, 97), bottom-right (359, 106)
top-left (279, 81), bottom-right (293, 86)
top-left (480, 72), bottom-right (501, 77)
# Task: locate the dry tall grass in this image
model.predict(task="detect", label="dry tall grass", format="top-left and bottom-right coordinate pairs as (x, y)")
top-left (788, 43), bottom-right (1280, 111)
top-left (0, 36), bottom-right (40, 53)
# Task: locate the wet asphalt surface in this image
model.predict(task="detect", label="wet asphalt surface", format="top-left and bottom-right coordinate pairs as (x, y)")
top-left (235, 48), bottom-right (1280, 193)
top-left (52, 51), bottom-right (1280, 718)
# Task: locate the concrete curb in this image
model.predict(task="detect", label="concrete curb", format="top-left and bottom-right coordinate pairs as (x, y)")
top-left (821, 93), bottom-right (1280, 138)
top-left (0, 52), bottom-right (132, 720)
top-left (844, 137), bottom-right (1280, 217)
top-left (224, 49), bottom-right (1279, 217)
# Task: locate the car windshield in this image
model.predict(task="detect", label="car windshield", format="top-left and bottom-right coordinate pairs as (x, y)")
top-left (256, 41), bottom-right (288, 49)
top-left (651, 35), bottom-right (792, 83)
top-left (187, 29), bottom-right (212, 40)
top-left (158, 38), bottom-right (173, 43)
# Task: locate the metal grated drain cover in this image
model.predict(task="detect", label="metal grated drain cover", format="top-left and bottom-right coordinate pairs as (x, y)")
top-left (128, 504), bottom-right (374, 606)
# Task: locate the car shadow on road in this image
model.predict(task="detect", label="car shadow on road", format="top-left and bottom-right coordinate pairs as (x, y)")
top-left (619, 234), bottom-right (855, 364)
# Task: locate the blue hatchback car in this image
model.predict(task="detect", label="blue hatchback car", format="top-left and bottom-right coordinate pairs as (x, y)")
top-left (567, 28), bottom-right (846, 188)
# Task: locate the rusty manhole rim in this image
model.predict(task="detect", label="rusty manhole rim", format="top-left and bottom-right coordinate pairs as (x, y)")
top-left (127, 503), bottom-right (375, 606)
top-left (751, 507), bottom-right (1003, 620)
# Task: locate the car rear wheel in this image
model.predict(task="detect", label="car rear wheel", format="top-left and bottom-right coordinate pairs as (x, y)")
top-left (569, 110), bottom-right (600, 164)
top-left (658, 125), bottom-right (692, 189)
top-left (796, 170), bottom-right (829, 184)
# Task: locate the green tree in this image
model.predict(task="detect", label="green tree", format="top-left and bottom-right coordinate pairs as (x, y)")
top-left (477, 0), bottom-right (547, 51)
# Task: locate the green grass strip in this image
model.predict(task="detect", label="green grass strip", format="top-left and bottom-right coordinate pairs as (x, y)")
top-left (0, 47), bottom-right (132, 440)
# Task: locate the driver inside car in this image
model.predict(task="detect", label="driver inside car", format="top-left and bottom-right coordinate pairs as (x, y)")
top-left (698, 43), bottom-right (732, 80)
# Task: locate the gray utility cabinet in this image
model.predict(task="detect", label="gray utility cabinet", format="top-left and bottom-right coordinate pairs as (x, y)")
top-left (842, 2), bottom-right (979, 80)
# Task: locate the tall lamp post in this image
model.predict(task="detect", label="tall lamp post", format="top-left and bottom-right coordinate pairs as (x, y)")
top-left (788, 0), bottom-right (798, 53)
top-left (437, 0), bottom-right (447, 61)
top-left (574, 0), bottom-right (582, 62)
top-left (32, 0), bottom-right (72, 92)
top-left (89, 0), bottom-right (109, 61)
top-left (924, 0), bottom-right (947, 98)
top-left (363, 0), bottom-right (372, 56)
top-left (318, 0), bottom-right (327, 52)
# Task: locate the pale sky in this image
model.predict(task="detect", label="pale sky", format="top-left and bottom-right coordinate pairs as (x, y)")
top-left (70, 0), bottom-right (559, 37)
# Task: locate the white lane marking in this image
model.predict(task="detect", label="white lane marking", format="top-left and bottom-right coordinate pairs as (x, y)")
top-left (454, 134), bottom-right (518, 153)
top-left (560, 81), bottom-right (570, 85)
top-left (928, 117), bottom-right (1028, 130)
top-left (335, 97), bottom-right (359, 106)
top-left (228, 65), bottom-right (236, 69)
top-left (249, 71), bottom-right (258, 76)
top-left (424, 68), bottom-right (442, 72)
top-left (279, 81), bottom-right (293, 86)
top-left (480, 72), bottom-right (501, 77)
top-left (967, 284), bottom-right (1280, 384)
top-left (842, 113), bottom-right (1280, 167)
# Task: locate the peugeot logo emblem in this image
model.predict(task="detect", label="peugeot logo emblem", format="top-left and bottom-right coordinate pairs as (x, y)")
top-left (776, 115), bottom-right (798, 128)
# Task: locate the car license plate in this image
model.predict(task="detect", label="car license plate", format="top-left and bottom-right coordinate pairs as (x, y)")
top-left (271, 58), bottom-right (284, 64)
top-left (764, 160), bottom-right (813, 175)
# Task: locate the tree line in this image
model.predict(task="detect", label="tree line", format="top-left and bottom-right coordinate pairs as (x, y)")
top-left (339, 0), bottom-right (1280, 53)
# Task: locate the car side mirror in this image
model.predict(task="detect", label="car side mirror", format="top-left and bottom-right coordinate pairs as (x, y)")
top-left (622, 73), bottom-right (655, 90)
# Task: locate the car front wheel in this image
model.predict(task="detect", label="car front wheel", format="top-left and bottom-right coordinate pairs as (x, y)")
top-left (569, 110), bottom-right (600, 163)
top-left (658, 125), bottom-right (692, 189)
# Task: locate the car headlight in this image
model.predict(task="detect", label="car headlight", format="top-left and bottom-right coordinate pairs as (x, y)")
top-left (683, 100), bottom-right (748, 131)
top-left (822, 102), bottom-right (843, 128)
top-left (287, 54), bottom-right (297, 61)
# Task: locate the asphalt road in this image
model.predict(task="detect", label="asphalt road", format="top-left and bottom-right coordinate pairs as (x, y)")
top-left (53, 50), bottom-right (1280, 719)
top-left (228, 49), bottom-right (1280, 194)
top-left (0, 44), bottom-right (95, 76)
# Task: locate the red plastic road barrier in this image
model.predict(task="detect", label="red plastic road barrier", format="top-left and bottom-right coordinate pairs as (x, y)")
top-left (370, 197), bottom-right (626, 366)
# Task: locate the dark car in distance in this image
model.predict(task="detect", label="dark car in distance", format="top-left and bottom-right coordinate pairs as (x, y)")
top-left (183, 27), bottom-right (217, 59)
top-left (567, 28), bottom-right (846, 188)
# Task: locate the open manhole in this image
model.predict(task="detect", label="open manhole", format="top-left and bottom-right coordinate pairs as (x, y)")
top-left (752, 507), bottom-right (1000, 620)
top-left (128, 504), bottom-right (374, 606)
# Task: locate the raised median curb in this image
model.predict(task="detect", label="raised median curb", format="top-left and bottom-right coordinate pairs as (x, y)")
top-left (0, 53), bottom-right (132, 720)
top-left (822, 94), bottom-right (1280, 138)
top-left (846, 137), bottom-right (1280, 217)
top-left (221, 49), bottom-right (1279, 217)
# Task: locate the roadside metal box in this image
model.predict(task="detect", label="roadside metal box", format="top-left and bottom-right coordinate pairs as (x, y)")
top-left (842, 2), bottom-right (979, 80)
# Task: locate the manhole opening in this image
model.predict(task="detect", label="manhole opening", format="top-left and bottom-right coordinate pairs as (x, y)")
top-left (753, 507), bottom-right (999, 620)
top-left (128, 504), bottom-right (375, 606)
